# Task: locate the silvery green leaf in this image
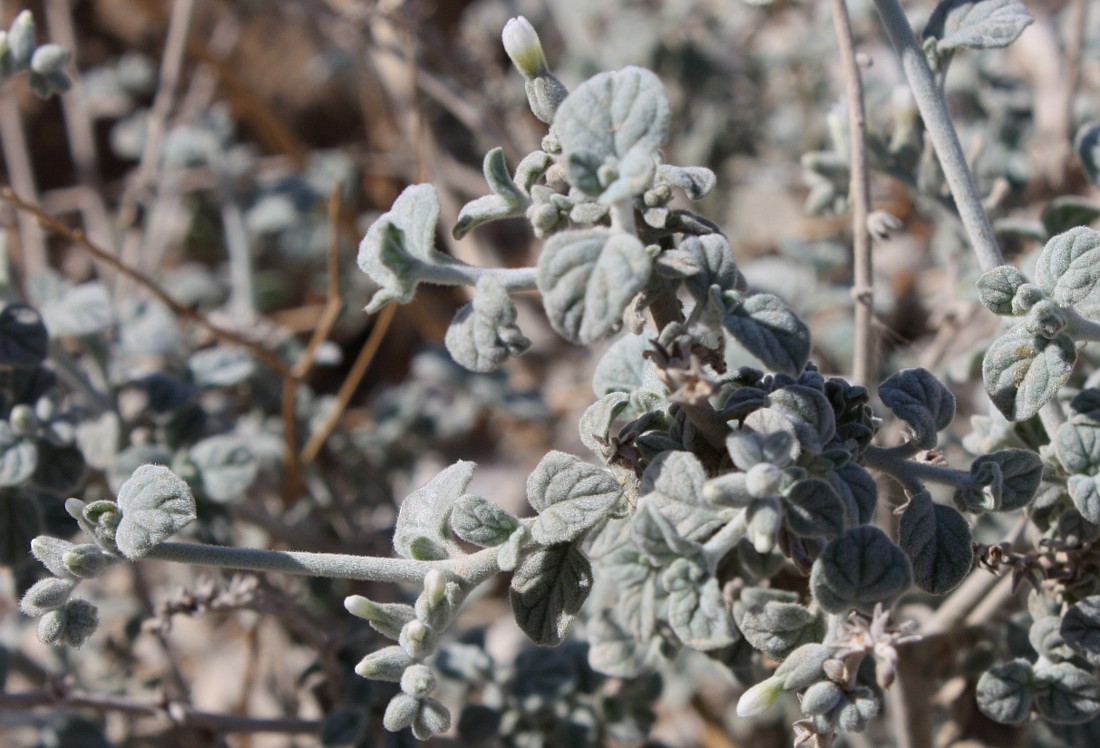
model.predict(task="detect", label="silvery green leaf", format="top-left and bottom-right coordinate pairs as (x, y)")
top-left (639, 451), bottom-right (728, 541)
top-left (977, 266), bottom-right (1030, 315)
top-left (188, 347), bottom-right (255, 387)
top-left (19, 577), bottom-right (77, 616)
top-left (1057, 508), bottom-right (1100, 546)
top-left (976, 659), bottom-right (1034, 724)
top-left (61, 544), bottom-right (109, 579)
top-left (114, 465), bottom-right (196, 559)
top-left (41, 283), bottom-right (113, 337)
top-left (496, 527), bottom-right (526, 572)
top-left (631, 498), bottom-right (702, 564)
top-left (1068, 475), bottom-right (1100, 524)
top-left (897, 490), bottom-right (973, 595)
top-left (7, 11), bottom-right (35, 69)
top-left (982, 324), bottom-right (1075, 421)
top-left (775, 642), bottom-right (833, 690)
top-left (445, 277), bottom-right (531, 373)
top-left (554, 66), bottom-right (669, 169)
top-left (746, 385), bottom-right (836, 456)
top-left (1076, 121), bottom-right (1100, 190)
top-left (1035, 227), bottom-right (1100, 307)
top-left (1056, 418), bottom-right (1100, 476)
top-left (579, 392), bottom-right (631, 459)
top-left (0, 304), bottom-right (48, 368)
top-left (394, 461), bottom-right (472, 560)
top-left (810, 526), bottom-right (912, 614)
top-left (189, 435), bottom-right (258, 503)
top-left (509, 541), bottom-right (592, 646)
top-left (593, 333), bottom-right (654, 396)
top-left (527, 450), bottom-right (621, 544)
top-left (450, 494), bottom-right (520, 547)
top-left (1041, 197), bottom-right (1100, 239)
top-left (924, 0), bottom-right (1033, 52)
top-left (0, 422), bottom-right (37, 486)
top-left (718, 291), bottom-right (811, 376)
top-left (879, 368), bottom-right (956, 448)
top-left (726, 431), bottom-right (795, 472)
top-left (664, 557), bottom-right (736, 649)
top-left (829, 463), bottom-right (878, 525)
top-left (1062, 596), bottom-right (1100, 667)
top-left (740, 601), bottom-right (824, 660)
top-left (802, 681), bottom-right (845, 716)
top-left (782, 478), bottom-right (847, 538)
top-left (537, 229), bottom-right (652, 345)
top-left (514, 150), bottom-right (555, 193)
top-left (411, 697), bottom-right (450, 740)
top-left (681, 234), bottom-right (741, 302)
top-left (1030, 616), bottom-right (1076, 663)
top-left (31, 441), bottom-right (85, 494)
top-left (655, 164), bottom-right (716, 201)
top-left (1033, 661), bottom-right (1100, 724)
top-left (452, 148), bottom-right (530, 239)
top-left (588, 612), bottom-right (661, 677)
top-left (358, 184), bottom-right (452, 313)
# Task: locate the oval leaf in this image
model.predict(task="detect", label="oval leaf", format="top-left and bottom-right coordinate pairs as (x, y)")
top-left (445, 276), bottom-right (531, 373)
top-left (924, 0), bottom-right (1034, 52)
top-left (527, 451), bottom-right (621, 545)
top-left (115, 465), bottom-right (196, 559)
top-left (879, 368), bottom-right (956, 449)
top-left (982, 324), bottom-right (1075, 422)
top-left (976, 659), bottom-right (1035, 725)
top-left (450, 495), bottom-right (520, 548)
top-left (509, 541), bottom-right (592, 646)
top-left (809, 526), bottom-right (912, 614)
top-left (394, 461), bottom-right (473, 560)
top-left (897, 490), bottom-right (973, 595)
top-left (720, 291), bottom-right (811, 376)
top-left (1035, 227), bottom-right (1100, 307)
top-left (0, 304), bottom-right (48, 368)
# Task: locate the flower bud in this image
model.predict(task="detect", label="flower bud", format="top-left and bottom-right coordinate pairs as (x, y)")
top-left (736, 675), bottom-right (783, 717)
top-left (30, 44), bottom-right (69, 76)
top-left (8, 11), bottom-right (35, 70)
top-left (383, 693), bottom-right (419, 732)
top-left (20, 577), bottom-right (77, 616)
top-left (354, 645), bottom-right (413, 681)
top-left (502, 17), bottom-right (548, 79)
top-left (412, 698), bottom-right (451, 740)
top-left (400, 664), bottom-right (437, 698)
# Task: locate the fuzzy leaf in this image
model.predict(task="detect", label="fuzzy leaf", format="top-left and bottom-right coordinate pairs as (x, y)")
top-left (1076, 122), bottom-right (1100, 190)
top-left (1056, 418), bottom-right (1100, 476)
top-left (898, 490), bottom-right (973, 595)
top-left (509, 541), bottom-right (592, 646)
top-left (358, 184), bottom-right (452, 313)
top-left (977, 266), bottom-right (1030, 315)
top-left (1035, 227), bottom-right (1100, 307)
top-left (664, 557), bottom-right (736, 650)
top-left (977, 660), bottom-right (1034, 725)
top-left (588, 612), bottom-right (661, 677)
top-left (450, 495), bottom-right (520, 548)
top-left (782, 478), bottom-right (847, 538)
top-left (631, 497), bottom-right (701, 564)
top-left (638, 451), bottom-right (728, 541)
top-left (393, 461), bottom-right (473, 560)
top-left (655, 164), bottom-right (716, 201)
top-left (0, 304), bottom-right (48, 368)
top-left (1041, 197), bottom-right (1100, 239)
top-left (969, 449), bottom-right (1043, 512)
top-left (681, 234), bottom-right (740, 302)
top-left (189, 435), bottom-right (259, 503)
top-left (527, 451), bottom-right (621, 545)
top-left (452, 148), bottom-right (529, 239)
top-left (924, 0), bottom-right (1033, 52)
top-left (1068, 475), bottom-right (1100, 524)
top-left (829, 463), bottom-right (878, 525)
top-left (809, 526), bottom-right (912, 614)
top-left (537, 229), bottom-right (652, 345)
top-left (1033, 661), bottom-right (1100, 724)
top-left (982, 324), bottom-right (1075, 421)
top-left (592, 333), bottom-right (658, 396)
top-left (554, 64), bottom-right (669, 168)
top-left (719, 291), bottom-right (811, 376)
top-left (745, 385), bottom-right (836, 457)
top-left (445, 276), bottom-right (531, 373)
top-left (42, 283), bottom-right (114, 338)
top-left (114, 465), bottom-right (196, 559)
top-left (1062, 596), bottom-right (1100, 667)
top-left (879, 368), bottom-right (956, 448)
top-left (740, 601), bottom-right (825, 660)
top-left (0, 422), bottom-right (37, 487)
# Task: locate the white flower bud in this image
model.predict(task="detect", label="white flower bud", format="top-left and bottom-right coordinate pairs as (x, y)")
top-left (502, 17), bottom-right (548, 79)
top-left (736, 675), bottom-right (783, 717)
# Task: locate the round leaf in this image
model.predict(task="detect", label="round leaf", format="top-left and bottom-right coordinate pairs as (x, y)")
top-left (810, 526), bottom-right (912, 614)
top-left (879, 368), bottom-right (956, 449)
top-left (897, 490), bottom-right (973, 595)
top-left (982, 324), bottom-right (1075, 422)
top-left (114, 465), bottom-right (197, 559)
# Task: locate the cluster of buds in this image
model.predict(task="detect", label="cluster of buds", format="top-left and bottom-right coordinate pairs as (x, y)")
top-left (0, 11), bottom-right (71, 98)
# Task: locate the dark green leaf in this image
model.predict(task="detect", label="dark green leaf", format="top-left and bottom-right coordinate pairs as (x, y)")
top-left (898, 491), bottom-right (973, 594)
top-left (0, 488), bottom-right (41, 566)
top-left (1034, 661), bottom-right (1100, 724)
top-left (879, 368), bottom-right (956, 448)
top-left (976, 659), bottom-right (1034, 725)
top-left (0, 304), bottom-right (48, 368)
top-left (509, 541), bottom-right (592, 646)
top-left (719, 291), bottom-right (812, 376)
top-left (1062, 596), bottom-right (1100, 667)
top-left (1042, 197), bottom-right (1100, 238)
top-left (809, 526), bottom-right (912, 614)
top-left (782, 478), bottom-right (847, 538)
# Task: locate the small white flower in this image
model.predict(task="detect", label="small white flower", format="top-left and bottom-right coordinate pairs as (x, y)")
top-left (502, 16), bottom-right (548, 79)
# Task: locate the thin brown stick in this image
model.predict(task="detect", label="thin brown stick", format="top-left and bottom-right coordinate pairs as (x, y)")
top-left (301, 303), bottom-right (397, 464)
top-left (829, 0), bottom-right (875, 387)
top-left (0, 88), bottom-right (47, 280)
top-left (1063, 0), bottom-right (1088, 143)
top-left (0, 187), bottom-right (293, 378)
top-left (292, 184), bottom-right (347, 380)
top-left (0, 690), bottom-right (319, 734)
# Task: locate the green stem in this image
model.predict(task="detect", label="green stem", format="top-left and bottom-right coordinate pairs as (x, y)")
top-left (872, 0), bottom-right (1004, 273)
top-left (1066, 307), bottom-right (1100, 341)
top-left (146, 542), bottom-right (502, 591)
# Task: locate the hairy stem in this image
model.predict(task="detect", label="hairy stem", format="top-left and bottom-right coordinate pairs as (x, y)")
top-left (145, 541), bottom-right (502, 591)
top-left (872, 0), bottom-right (1004, 273)
top-left (829, 0), bottom-right (876, 387)
top-left (417, 262), bottom-right (538, 293)
top-left (863, 444), bottom-right (973, 490)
